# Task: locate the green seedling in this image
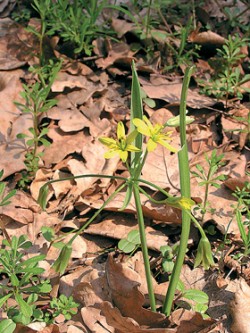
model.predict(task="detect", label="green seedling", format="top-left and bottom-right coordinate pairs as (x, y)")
top-left (191, 149), bottom-right (227, 223)
top-left (49, 295), bottom-right (79, 321)
top-left (15, 61), bottom-right (61, 188)
top-left (38, 64), bottom-right (213, 317)
top-left (227, 110), bottom-right (250, 148)
top-left (164, 22), bottom-right (200, 72)
top-left (200, 35), bottom-right (250, 107)
top-left (176, 280), bottom-right (209, 318)
top-left (232, 182), bottom-right (250, 258)
top-left (0, 170), bottom-right (16, 207)
top-left (160, 245), bottom-right (178, 273)
top-left (118, 230), bottom-right (141, 254)
top-left (31, 0), bottom-right (135, 57)
top-left (0, 235), bottom-right (52, 330)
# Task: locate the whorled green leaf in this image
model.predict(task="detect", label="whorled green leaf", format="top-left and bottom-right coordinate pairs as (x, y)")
top-left (15, 293), bottom-right (32, 318)
top-left (0, 293), bottom-right (12, 307)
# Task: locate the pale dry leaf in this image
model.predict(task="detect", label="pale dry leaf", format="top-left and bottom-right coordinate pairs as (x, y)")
top-left (67, 325), bottom-right (86, 333)
top-left (105, 254), bottom-right (171, 328)
top-left (230, 279), bottom-right (250, 333)
top-left (95, 41), bottom-right (135, 69)
top-left (0, 19), bottom-right (29, 69)
top-left (140, 76), bottom-right (216, 108)
top-left (188, 30), bottom-right (225, 46)
top-left (0, 190), bottom-right (39, 225)
top-left (101, 301), bottom-right (175, 333)
top-left (84, 213), bottom-right (170, 252)
top-left (171, 309), bottom-right (215, 333)
top-left (43, 127), bottom-right (86, 166)
top-left (81, 306), bottom-right (114, 333)
top-left (111, 18), bottom-right (137, 38)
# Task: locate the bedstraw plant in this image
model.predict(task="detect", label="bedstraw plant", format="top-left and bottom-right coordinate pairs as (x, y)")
top-left (38, 63), bottom-right (214, 316)
top-left (15, 61), bottom-right (61, 188)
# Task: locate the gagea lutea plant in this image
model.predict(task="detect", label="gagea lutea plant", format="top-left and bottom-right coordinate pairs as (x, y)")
top-left (38, 63), bottom-right (214, 316)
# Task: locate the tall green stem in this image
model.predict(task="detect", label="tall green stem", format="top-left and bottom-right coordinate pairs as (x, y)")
top-left (133, 183), bottom-right (156, 312)
top-left (163, 67), bottom-right (194, 316)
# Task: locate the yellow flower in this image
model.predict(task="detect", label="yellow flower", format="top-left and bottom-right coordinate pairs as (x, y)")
top-left (133, 116), bottom-right (177, 152)
top-left (99, 121), bottom-right (140, 163)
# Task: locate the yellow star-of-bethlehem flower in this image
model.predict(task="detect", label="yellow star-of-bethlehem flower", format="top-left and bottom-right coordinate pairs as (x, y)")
top-left (99, 121), bottom-right (140, 162)
top-left (133, 116), bottom-right (177, 152)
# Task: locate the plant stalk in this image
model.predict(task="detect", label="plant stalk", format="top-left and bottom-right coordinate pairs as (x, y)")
top-left (133, 183), bottom-right (156, 312)
top-left (163, 67), bottom-right (194, 316)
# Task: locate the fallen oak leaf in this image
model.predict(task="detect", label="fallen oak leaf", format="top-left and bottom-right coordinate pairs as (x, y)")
top-left (101, 301), bottom-right (176, 333)
top-left (230, 279), bottom-right (250, 333)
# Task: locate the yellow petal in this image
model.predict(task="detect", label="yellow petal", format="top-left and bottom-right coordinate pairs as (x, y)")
top-left (147, 138), bottom-right (157, 151)
top-left (104, 150), bottom-right (119, 159)
top-left (126, 144), bottom-right (141, 152)
top-left (119, 150), bottom-right (128, 162)
top-left (143, 116), bottom-right (154, 131)
top-left (133, 118), bottom-right (151, 136)
top-left (117, 121), bottom-right (126, 141)
top-left (158, 139), bottom-right (178, 153)
top-left (99, 137), bottom-right (117, 147)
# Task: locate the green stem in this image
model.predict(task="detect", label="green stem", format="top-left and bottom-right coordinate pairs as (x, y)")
top-left (137, 178), bottom-right (172, 199)
top-left (163, 67), bottom-right (194, 316)
top-left (145, 0), bottom-right (152, 37)
top-left (133, 183), bottom-right (156, 312)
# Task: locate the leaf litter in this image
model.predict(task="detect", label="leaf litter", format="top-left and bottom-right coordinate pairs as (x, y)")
top-left (0, 3), bottom-right (250, 333)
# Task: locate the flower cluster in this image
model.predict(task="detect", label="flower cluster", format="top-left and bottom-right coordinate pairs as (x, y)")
top-left (99, 117), bottom-right (177, 162)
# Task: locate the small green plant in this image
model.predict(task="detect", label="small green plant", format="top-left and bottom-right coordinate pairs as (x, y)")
top-left (0, 235), bottom-right (52, 329)
top-left (30, 0), bottom-right (133, 57)
top-left (200, 35), bottom-right (250, 107)
top-left (0, 170), bottom-right (16, 207)
top-left (176, 280), bottom-right (209, 317)
top-left (160, 245), bottom-right (178, 273)
top-left (15, 61), bottom-right (61, 188)
top-left (49, 295), bottom-right (79, 321)
top-left (118, 229), bottom-right (141, 254)
top-left (191, 149), bottom-right (227, 223)
top-left (227, 110), bottom-right (250, 148)
top-left (164, 23), bottom-right (200, 72)
top-left (232, 182), bottom-right (250, 258)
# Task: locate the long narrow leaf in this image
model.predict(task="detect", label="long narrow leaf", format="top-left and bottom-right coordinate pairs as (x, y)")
top-left (130, 61), bottom-right (143, 170)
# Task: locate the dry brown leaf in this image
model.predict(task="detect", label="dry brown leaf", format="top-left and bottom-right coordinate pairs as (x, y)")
top-left (95, 41), bottom-right (135, 69)
top-left (67, 325), bottom-right (86, 333)
top-left (171, 309), bottom-right (215, 333)
top-left (105, 254), bottom-right (170, 328)
top-left (85, 213), bottom-right (170, 252)
top-left (188, 30), bottom-right (225, 46)
top-left (0, 19), bottom-right (30, 69)
top-left (81, 306), bottom-right (114, 333)
top-left (101, 301), bottom-right (175, 333)
top-left (0, 190), bottom-right (40, 225)
top-left (224, 175), bottom-right (250, 192)
top-left (140, 76), bottom-right (216, 108)
top-left (230, 279), bottom-right (250, 333)
top-left (43, 127), bottom-right (86, 166)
